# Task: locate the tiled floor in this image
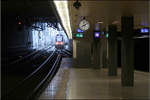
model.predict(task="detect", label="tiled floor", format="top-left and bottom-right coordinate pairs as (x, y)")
top-left (38, 58), bottom-right (149, 100)
top-left (67, 68), bottom-right (149, 99)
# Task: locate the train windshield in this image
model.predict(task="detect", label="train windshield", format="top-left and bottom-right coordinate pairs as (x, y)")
top-left (56, 35), bottom-right (63, 42)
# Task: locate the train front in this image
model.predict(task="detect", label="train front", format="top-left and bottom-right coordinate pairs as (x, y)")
top-left (55, 34), bottom-right (64, 49)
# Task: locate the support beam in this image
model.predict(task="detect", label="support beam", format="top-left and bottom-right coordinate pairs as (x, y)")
top-left (121, 16), bottom-right (134, 86)
top-left (108, 25), bottom-right (118, 76)
top-left (92, 40), bottom-right (100, 68)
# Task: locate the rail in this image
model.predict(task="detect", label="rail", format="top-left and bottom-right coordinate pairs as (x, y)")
top-left (2, 49), bottom-right (57, 100)
top-left (9, 46), bottom-right (52, 66)
top-left (28, 54), bottom-right (62, 100)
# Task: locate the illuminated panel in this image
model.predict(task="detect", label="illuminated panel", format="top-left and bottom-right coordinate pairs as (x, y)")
top-left (94, 32), bottom-right (100, 38)
top-left (141, 28), bottom-right (149, 33)
top-left (77, 28), bottom-right (84, 33)
top-left (75, 33), bottom-right (84, 38)
top-left (54, 1), bottom-right (72, 39)
top-left (105, 33), bottom-right (109, 38)
top-left (102, 31), bottom-right (104, 35)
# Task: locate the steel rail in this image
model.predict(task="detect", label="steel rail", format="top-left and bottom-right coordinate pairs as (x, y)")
top-left (27, 54), bottom-right (62, 100)
top-left (2, 49), bottom-right (56, 99)
top-left (9, 46), bottom-right (52, 66)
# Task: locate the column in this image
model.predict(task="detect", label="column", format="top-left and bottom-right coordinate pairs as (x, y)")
top-left (92, 40), bottom-right (100, 68)
top-left (108, 25), bottom-right (118, 76)
top-left (121, 16), bottom-right (134, 86)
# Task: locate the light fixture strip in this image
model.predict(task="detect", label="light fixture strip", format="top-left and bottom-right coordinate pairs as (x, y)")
top-left (54, 1), bottom-right (72, 39)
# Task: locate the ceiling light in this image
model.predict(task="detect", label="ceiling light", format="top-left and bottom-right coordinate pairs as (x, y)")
top-left (54, 1), bottom-right (72, 39)
top-left (112, 21), bottom-right (119, 24)
top-left (98, 22), bottom-right (103, 24)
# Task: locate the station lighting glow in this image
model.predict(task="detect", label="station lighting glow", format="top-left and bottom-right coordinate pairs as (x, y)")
top-left (77, 28), bottom-right (84, 33)
top-left (141, 28), bottom-right (149, 33)
top-left (54, 0), bottom-right (72, 39)
top-left (94, 32), bottom-right (100, 38)
top-left (76, 33), bottom-right (83, 38)
top-left (105, 33), bottom-right (109, 38)
top-left (98, 22), bottom-right (103, 24)
top-left (102, 31), bottom-right (104, 35)
top-left (18, 21), bottom-right (22, 25)
top-left (32, 23), bottom-right (68, 50)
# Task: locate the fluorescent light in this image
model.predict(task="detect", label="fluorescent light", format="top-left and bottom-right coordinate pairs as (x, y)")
top-left (134, 35), bottom-right (149, 39)
top-left (54, 0), bottom-right (72, 39)
top-left (112, 21), bottom-right (119, 24)
top-left (98, 22), bottom-right (103, 24)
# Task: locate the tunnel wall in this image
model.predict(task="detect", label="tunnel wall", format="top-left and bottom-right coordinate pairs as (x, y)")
top-left (5, 17), bottom-right (33, 50)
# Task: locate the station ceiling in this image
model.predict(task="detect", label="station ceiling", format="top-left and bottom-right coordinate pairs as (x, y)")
top-left (2, 0), bottom-right (59, 22)
top-left (68, 0), bottom-right (149, 32)
top-left (2, 0), bottom-right (149, 38)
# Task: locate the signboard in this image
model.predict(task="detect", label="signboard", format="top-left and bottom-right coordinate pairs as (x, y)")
top-left (141, 28), bottom-right (149, 33)
top-left (76, 33), bottom-right (83, 38)
top-left (94, 32), bottom-right (100, 38)
top-left (77, 28), bottom-right (84, 33)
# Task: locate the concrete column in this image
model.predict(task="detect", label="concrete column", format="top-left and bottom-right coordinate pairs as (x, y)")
top-left (73, 40), bottom-right (91, 67)
top-left (121, 16), bottom-right (134, 86)
top-left (102, 38), bottom-right (107, 68)
top-left (108, 25), bottom-right (118, 76)
top-left (99, 36), bottom-right (107, 68)
top-left (92, 39), bottom-right (100, 68)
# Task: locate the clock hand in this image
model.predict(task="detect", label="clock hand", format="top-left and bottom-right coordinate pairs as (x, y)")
top-left (82, 23), bottom-right (87, 27)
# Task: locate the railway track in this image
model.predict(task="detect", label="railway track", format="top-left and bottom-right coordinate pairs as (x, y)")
top-left (5, 47), bottom-right (54, 74)
top-left (2, 50), bottom-right (62, 100)
top-left (8, 46), bottom-right (52, 66)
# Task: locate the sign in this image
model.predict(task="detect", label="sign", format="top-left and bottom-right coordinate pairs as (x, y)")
top-left (75, 33), bottom-right (84, 38)
top-left (77, 28), bottom-right (84, 33)
top-left (94, 32), bottom-right (100, 38)
top-left (141, 28), bottom-right (149, 33)
top-left (105, 33), bottom-right (109, 38)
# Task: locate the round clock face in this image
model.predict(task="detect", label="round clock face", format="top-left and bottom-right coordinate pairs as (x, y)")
top-left (79, 19), bottom-right (90, 31)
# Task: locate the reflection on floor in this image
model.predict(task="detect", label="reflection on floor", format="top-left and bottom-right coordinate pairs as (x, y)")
top-left (38, 58), bottom-right (149, 99)
top-left (67, 68), bottom-right (149, 99)
top-left (37, 58), bottom-right (71, 99)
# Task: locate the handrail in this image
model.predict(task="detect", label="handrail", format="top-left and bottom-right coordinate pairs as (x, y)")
top-left (2, 49), bottom-right (56, 98)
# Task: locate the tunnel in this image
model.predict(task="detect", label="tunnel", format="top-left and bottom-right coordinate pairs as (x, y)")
top-left (1, 0), bottom-right (149, 100)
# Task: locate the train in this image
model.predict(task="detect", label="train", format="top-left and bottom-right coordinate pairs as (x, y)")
top-left (55, 34), bottom-right (64, 49)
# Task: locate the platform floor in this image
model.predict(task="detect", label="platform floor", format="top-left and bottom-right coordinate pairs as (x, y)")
top-left (38, 58), bottom-right (149, 100)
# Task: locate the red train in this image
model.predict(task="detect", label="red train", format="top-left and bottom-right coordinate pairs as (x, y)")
top-left (55, 34), bottom-right (64, 49)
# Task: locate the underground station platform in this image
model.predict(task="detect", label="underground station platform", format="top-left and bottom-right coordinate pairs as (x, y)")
top-left (1, 0), bottom-right (149, 100)
top-left (37, 58), bottom-right (149, 100)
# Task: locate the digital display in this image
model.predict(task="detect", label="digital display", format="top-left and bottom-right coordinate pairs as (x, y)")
top-left (141, 28), bottom-right (149, 33)
top-left (77, 28), bottom-right (84, 33)
top-left (94, 32), bottom-right (100, 38)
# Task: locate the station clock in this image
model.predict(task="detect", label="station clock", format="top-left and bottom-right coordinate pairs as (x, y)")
top-left (79, 18), bottom-right (90, 31)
